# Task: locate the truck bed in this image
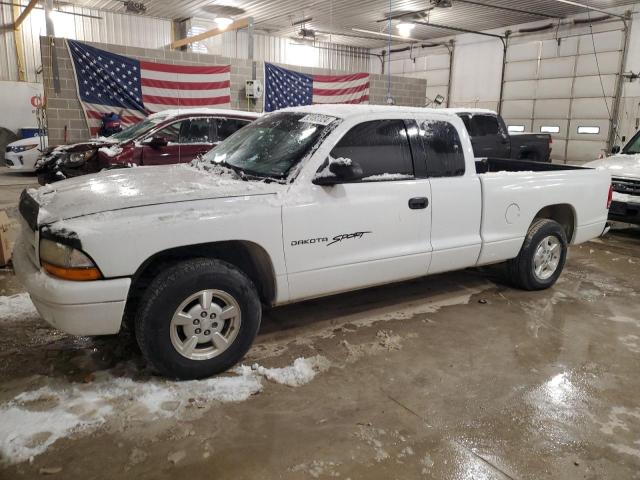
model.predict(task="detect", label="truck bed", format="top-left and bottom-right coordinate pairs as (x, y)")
top-left (473, 156), bottom-right (609, 266)
top-left (475, 157), bottom-right (585, 174)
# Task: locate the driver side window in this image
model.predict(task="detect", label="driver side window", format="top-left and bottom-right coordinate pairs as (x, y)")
top-left (330, 119), bottom-right (414, 181)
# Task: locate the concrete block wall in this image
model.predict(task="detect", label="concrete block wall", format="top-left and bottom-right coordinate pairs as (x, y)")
top-left (41, 36), bottom-right (427, 146)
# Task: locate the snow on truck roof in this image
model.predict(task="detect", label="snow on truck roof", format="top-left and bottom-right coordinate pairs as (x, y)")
top-left (278, 104), bottom-right (472, 120)
top-left (442, 108), bottom-right (498, 115)
top-left (147, 108), bottom-right (261, 120)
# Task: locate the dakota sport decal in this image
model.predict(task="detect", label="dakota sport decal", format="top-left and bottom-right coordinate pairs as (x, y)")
top-left (291, 231), bottom-right (371, 247)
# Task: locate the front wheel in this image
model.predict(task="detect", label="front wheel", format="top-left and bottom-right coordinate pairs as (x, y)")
top-left (135, 258), bottom-right (261, 379)
top-left (507, 218), bottom-right (568, 290)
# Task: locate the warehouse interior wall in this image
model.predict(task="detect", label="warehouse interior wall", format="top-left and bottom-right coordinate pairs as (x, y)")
top-left (40, 36), bottom-right (426, 146)
top-left (0, 4), bottom-right (172, 83)
top-left (381, 4), bottom-right (640, 163)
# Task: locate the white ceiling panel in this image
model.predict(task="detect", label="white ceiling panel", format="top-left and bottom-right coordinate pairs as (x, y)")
top-left (41, 0), bottom-right (637, 48)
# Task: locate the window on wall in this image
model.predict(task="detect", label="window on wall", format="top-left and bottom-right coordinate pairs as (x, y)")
top-left (508, 125), bottom-right (525, 133)
top-left (187, 26), bottom-right (208, 53)
top-left (577, 126), bottom-right (600, 134)
top-left (330, 120), bottom-right (414, 181)
top-left (421, 120), bottom-right (465, 177)
top-left (540, 126), bottom-right (560, 134)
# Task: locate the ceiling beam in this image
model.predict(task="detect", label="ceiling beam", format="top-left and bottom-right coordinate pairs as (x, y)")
top-left (170, 17), bottom-right (250, 49)
top-left (13, 0), bottom-right (38, 30)
top-left (549, 0), bottom-right (627, 20)
top-left (456, 0), bottom-right (563, 19)
top-left (411, 20), bottom-right (505, 40)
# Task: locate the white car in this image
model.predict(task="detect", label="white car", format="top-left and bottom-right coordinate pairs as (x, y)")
top-left (585, 131), bottom-right (640, 224)
top-left (5, 136), bottom-right (48, 172)
top-left (13, 105), bottom-right (611, 379)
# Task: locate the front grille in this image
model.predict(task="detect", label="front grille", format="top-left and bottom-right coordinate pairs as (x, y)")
top-left (18, 190), bottom-right (39, 232)
top-left (612, 177), bottom-right (640, 196)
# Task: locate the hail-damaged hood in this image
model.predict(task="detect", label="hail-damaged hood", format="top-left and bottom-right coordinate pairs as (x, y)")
top-left (25, 164), bottom-right (284, 226)
top-left (584, 153), bottom-right (640, 180)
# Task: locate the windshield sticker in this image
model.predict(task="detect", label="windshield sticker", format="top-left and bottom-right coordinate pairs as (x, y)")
top-left (298, 114), bottom-right (336, 126)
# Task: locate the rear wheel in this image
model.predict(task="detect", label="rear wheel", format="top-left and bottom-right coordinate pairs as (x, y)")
top-left (507, 218), bottom-right (567, 290)
top-left (135, 258), bottom-right (261, 379)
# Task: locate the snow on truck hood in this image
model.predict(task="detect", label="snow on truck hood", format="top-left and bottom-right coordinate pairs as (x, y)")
top-left (584, 153), bottom-right (640, 180)
top-left (28, 164), bottom-right (283, 225)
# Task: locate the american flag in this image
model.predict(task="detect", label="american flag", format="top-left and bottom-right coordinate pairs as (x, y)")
top-left (264, 62), bottom-right (369, 112)
top-left (67, 40), bottom-right (231, 135)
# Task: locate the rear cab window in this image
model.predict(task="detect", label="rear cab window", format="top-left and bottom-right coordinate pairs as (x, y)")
top-left (329, 119), bottom-right (414, 181)
top-left (418, 119), bottom-right (466, 177)
top-left (470, 114), bottom-right (501, 136)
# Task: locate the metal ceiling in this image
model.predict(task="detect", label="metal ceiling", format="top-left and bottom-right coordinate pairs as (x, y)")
top-left (56, 0), bottom-right (638, 47)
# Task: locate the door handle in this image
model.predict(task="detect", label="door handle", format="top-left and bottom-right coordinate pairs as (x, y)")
top-left (408, 197), bottom-right (429, 209)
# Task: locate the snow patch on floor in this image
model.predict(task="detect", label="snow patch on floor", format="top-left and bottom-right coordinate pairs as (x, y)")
top-left (0, 293), bottom-right (38, 322)
top-left (0, 355), bottom-right (330, 464)
top-left (236, 355), bottom-right (331, 387)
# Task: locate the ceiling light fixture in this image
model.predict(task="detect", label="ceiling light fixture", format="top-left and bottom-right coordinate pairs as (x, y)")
top-left (397, 22), bottom-right (415, 37)
top-left (214, 17), bottom-right (234, 29)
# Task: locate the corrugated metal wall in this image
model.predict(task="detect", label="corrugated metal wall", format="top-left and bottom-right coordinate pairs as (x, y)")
top-left (0, 4), bottom-right (172, 83)
top-left (190, 18), bottom-right (371, 72)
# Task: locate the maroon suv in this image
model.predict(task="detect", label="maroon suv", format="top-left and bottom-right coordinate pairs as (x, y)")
top-left (36, 108), bottom-right (260, 184)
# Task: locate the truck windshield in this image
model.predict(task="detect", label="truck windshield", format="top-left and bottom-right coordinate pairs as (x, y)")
top-left (109, 115), bottom-right (169, 142)
top-left (202, 112), bottom-right (337, 178)
top-left (622, 132), bottom-right (640, 155)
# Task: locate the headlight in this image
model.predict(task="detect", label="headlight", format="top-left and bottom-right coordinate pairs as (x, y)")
top-left (39, 238), bottom-right (102, 281)
top-left (65, 150), bottom-right (95, 166)
top-left (10, 144), bottom-right (38, 153)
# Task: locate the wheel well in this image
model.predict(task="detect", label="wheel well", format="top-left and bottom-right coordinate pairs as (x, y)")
top-left (123, 241), bottom-right (277, 330)
top-left (533, 204), bottom-right (575, 242)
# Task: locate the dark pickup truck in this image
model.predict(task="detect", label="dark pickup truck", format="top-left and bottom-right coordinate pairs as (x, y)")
top-left (451, 109), bottom-right (552, 162)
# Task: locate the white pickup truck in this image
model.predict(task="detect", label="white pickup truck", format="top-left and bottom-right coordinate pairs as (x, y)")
top-left (14, 105), bottom-right (612, 379)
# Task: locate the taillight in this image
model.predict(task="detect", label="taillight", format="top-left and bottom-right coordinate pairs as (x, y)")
top-left (607, 184), bottom-right (613, 209)
top-left (549, 137), bottom-right (553, 144)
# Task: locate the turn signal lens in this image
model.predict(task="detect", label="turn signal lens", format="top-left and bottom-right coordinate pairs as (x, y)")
top-left (607, 184), bottom-right (613, 209)
top-left (42, 262), bottom-right (102, 281)
top-left (39, 238), bottom-right (102, 281)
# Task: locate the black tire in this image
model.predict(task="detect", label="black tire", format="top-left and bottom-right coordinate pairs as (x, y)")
top-left (507, 218), bottom-right (567, 291)
top-left (135, 258), bottom-right (261, 379)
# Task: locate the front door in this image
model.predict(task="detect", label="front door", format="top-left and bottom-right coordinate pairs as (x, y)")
top-left (282, 118), bottom-right (433, 302)
top-left (175, 117), bottom-right (217, 162)
top-left (141, 120), bottom-right (183, 165)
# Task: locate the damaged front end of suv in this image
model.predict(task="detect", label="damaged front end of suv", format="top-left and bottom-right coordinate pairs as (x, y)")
top-left (35, 143), bottom-right (105, 185)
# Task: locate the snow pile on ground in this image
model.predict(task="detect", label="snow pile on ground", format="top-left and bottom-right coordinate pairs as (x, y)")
top-left (237, 355), bottom-right (331, 387)
top-left (0, 293), bottom-right (37, 322)
top-left (0, 356), bottom-right (330, 464)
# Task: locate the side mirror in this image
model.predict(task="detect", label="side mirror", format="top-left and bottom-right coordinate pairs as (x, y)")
top-left (313, 157), bottom-right (364, 185)
top-left (143, 136), bottom-right (169, 148)
top-left (611, 145), bottom-right (621, 154)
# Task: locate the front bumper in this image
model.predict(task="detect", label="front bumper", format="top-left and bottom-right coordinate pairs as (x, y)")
top-left (5, 151), bottom-right (37, 172)
top-left (609, 200), bottom-right (640, 225)
top-left (13, 240), bottom-right (131, 335)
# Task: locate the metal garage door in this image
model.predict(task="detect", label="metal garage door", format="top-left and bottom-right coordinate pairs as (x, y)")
top-left (500, 28), bottom-right (624, 164)
top-left (390, 44), bottom-right (452, 106)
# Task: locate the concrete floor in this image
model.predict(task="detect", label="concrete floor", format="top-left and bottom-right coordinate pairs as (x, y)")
top-left (0, 171), bottom-right (639, 479)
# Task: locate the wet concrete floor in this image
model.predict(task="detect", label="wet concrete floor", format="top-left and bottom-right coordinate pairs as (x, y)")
top-left (0, 224), bottom-right (639, 479)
